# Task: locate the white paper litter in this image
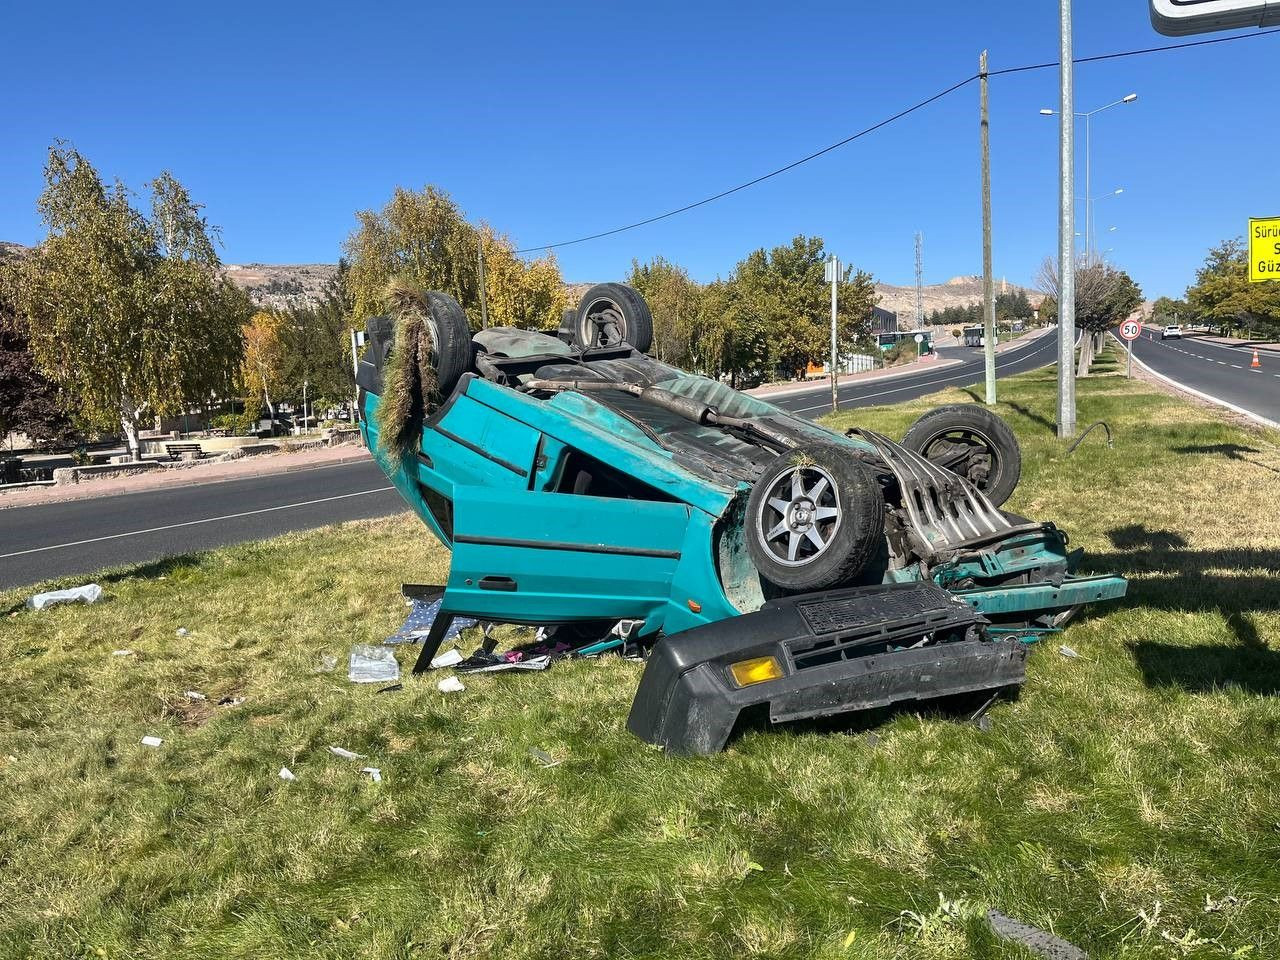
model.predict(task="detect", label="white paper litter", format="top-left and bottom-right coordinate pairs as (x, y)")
top-left (429, 648), bottom-right (464, 668)
top-left (360, 766), bottom-right (382, 783)
top-left (175, 627), bottom-right (189, 637)
top-left (111, 649), bottom-right (135, 657)
top-left (278, 766), bottom-right (296, 781)
top-left (26, 584), bottom-right (103, 610)
top-left (1059, 645), bottom-right (1082, 659)
top-left (140, 735), bottom-right (163, 748)
top-left (314, 654), bottom-right (338, 673)
top-left (183, 691), bottom-right (207, 701)
top-left (328, 745), bottom-right (365, 760)
top-left (437, 676), bottom-right (465, 693)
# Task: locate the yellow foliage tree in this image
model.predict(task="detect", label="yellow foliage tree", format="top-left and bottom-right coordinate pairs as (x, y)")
top-left (242, 310), bottom-right (288, 421)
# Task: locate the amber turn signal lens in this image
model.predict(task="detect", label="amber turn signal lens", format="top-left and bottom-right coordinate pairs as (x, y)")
top-left (729, 656), bottom-right (783, 688)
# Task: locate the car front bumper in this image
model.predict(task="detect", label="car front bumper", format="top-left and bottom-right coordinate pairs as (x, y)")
top-left (627, 581), bottom-right (1028, 754)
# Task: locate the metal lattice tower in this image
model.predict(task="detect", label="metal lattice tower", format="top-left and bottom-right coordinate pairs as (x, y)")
top-left (914, 232), bottom-right (924, 329)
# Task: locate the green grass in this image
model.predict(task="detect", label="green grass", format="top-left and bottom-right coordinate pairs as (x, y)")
top-left (3, 349), bottom-right (1279, 960)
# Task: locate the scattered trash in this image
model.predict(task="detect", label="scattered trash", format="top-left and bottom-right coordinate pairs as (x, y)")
top-left (862, 732), bottom-right (881, 748)
top-left (430, 648), bottom-right (464, 669)
top-left (386, 597), bottom-right (477, 645)
top-left (348, 644), bottom-right (400, 684)
top-left (140, 735), bottom-right (163, 748)
top-left (183, 691), bottom-right (207, 702)
top-left (315, 654), bottom-right (338, 673)
top-left (1059, 645), bottom-right (1081, 659)
top-left (328, 746), bottom-right (365, 760)
top-left (111, 649), bottom-right (135, 657)
top-left (278, 766), bottom-right (296, 782)
top-left (987, 909), bottom-right (1087, 960)
top-left (360, 766), bottom-right (382, 783)
top-left (437, 676), bottom-right (465, 693)
top-left (26, 583), bottom-right (103, 611)
top-left (175, 627), bottom-right (189, 637)
top-left (457, 651), bottom-right (552, 674)
top-left (377, 682), bottom-right (403, 693)
top-left (528, 747), bottom-right (561, 768)
top-left (1204, 894), bottom-right (1240, 913)
top-left (975, 715), bottom-right (993, 733)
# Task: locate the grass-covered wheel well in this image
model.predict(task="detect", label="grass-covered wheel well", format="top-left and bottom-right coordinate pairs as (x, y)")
top-left (2, 347), bottom-right (1279, 959)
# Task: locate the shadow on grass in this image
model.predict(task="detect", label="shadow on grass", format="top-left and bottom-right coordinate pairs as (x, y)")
top-left (1174, 443), bottom-right (1280, 476)
top-left (1128, 639), bottom-right (1280, 695)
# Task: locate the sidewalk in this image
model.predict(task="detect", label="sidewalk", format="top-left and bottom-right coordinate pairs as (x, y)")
top-left (0, 443), bottom-right (373, 510)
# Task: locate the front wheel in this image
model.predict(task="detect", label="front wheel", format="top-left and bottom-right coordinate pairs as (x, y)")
top-left (745, 443), bottom-right (885, 592)
top-left (900, 405), bottom-right (1021, 507)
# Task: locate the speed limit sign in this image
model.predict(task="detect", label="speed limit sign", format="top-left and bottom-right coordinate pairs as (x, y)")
top-left (1119, 319), bottom-right (1143, 341)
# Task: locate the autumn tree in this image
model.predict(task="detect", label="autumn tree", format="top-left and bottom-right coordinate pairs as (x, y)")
top-left (1036, 256), bottom-right (1142, 375)
top-left (242, 310), bottom-right (288, 421)
top-left (627, 257), bottom-right (703, 368)
top-left (16, 145), bottom-right (248, 459)
top-left (278, 260), bottom-right (358, 413)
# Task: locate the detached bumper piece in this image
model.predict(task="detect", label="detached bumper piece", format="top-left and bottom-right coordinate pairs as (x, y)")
top-left (628, 581), bottom-right (1028, 755)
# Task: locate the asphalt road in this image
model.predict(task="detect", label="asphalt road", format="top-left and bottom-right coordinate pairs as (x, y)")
top-left (0, 460), bottom-right (399, 590)
top-left (1, 333), bottom-right (1063, 592)
top-left (1128, 332), bottom-right (1280, 426)
top-left (768, 330), bottom-right (1061, 416)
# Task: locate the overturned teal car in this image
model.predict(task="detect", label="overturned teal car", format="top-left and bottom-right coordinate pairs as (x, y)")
top-left (356, 283), bottom-right (1126, 754)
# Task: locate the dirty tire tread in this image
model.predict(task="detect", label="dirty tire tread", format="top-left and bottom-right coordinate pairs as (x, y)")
top-left (901, 404), bottom-right (1021, 507)
top-left (745, 442), bottom-right (885, 592)
top-left (423, 292), bottom-right (472, 397)
top-left (575, 282), bottom-right (654, 354)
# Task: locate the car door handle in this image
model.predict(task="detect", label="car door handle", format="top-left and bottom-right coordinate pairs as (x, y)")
top-left (478, 576), bottom-right (518, 592)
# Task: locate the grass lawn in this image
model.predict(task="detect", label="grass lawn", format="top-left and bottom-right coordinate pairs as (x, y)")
top-left (3, 347), bottom-right (1279, 959)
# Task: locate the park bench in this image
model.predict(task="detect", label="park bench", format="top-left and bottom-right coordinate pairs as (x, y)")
top-left (165, 442), bottom-right (203, 461)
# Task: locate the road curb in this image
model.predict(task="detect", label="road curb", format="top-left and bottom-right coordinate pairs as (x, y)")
top-left (1118, 334), bottom-right (1280, 430)
top-left (744, 358), bottom-right (965, 400)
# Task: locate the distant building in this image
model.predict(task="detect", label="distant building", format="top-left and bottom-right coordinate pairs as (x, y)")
top-left (872, 306), bottom-right (898, 335)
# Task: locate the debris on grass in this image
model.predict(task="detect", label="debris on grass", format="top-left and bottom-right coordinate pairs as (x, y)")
top-left (314, 654), bottom-right (338, 673)
top-left (1058, 644), bottom-right (1095, 662)
top-left (278, 766), bottom-right (296, 782)
top-left (429, 648), bottom-right (464, 669)
top-left (111, 649), bottom-right (135, 657)
top-left (183, 691), bottom-right (207, 702)
top-left (360, 766), bottom-right (382, 783)
top-left (216, 696), bottom-right (246, 708)
top-left (328, 745), bottom-right (365, 760)
top-left (386, 597), bottom-right (477, 646)
top-left (457, 652), bottom-right (552, 673)
top-left (528, 747), bottom-right (560, 768)
top-left (26, 584), bottom-right (102, 610)
top-left (437, 676), bottom-right (465, 693)
top-left (140, 735), bottom-right (163, 748)
top-left (348, 644), bottom-right (400, 684)
top-left (986, 909), bottom-right (1086, 960)
top-left (175, 627), bottom-right (189, 637)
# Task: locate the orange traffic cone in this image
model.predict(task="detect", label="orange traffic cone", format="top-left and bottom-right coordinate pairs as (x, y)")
top-left (1252, 349), bottom-right (1262, 369)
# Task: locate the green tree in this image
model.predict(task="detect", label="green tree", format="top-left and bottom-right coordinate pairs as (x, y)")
top-left (0, 255), bottom-right (77, 446)
top-left (344, 185), bottom-right (567, 331)
top-left (1150, 296), bottom-right (1186, 324)
top-left (1185, 238), bottom-right (1280, 338)
top-left (627, 256), bottom-right (703, 368)
top-left (16, 145), bottom-right (248, 459)
top-left (242, 310), bottom-right (288, 421)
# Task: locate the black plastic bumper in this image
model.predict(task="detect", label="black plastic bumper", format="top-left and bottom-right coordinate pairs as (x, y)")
top-left (627, 581), bottom-right (1028, 755)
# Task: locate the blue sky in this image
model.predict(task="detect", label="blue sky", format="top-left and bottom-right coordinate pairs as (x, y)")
top-left (2, 1), bottom-right (1276, 299)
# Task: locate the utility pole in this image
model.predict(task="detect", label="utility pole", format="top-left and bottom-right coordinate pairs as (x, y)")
top-left (914, 232), bottom-right (924, 329)
top-left (826, 254), bottom-right (841, 414)
top-left (980, 50), bottom-right (997, 405)
top-left (477, 237), bottom-right (490, 329)
top-left (1057, 0), bottom-right (1077, 438)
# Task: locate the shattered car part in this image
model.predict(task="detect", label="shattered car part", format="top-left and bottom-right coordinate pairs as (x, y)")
top-left (356, 283), bottom-right (1127, 752)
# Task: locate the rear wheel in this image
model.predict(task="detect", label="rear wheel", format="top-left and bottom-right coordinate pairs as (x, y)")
top-left (745, 443), bottom-right (885, 592)
top-left (574, 283), bottom-right (654, 353)
top-left (901, 405), bottom-right (1021, 507)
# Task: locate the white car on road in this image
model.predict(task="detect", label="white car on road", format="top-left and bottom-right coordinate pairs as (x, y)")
top-left (1161, 324), bottom-right (1183, 340)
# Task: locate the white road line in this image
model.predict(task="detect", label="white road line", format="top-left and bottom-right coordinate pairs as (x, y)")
top-left (0, 486), bottom-right (396, 559)
top-left (788, 338), bottom-right (1059, 414)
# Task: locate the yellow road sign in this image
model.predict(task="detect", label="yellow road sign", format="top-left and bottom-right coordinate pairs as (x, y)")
top-left (1249, 217), bottom-right (1280, 282)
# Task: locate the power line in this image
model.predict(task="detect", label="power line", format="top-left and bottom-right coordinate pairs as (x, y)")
top-left (515, 26), bottom-right (1280, 254)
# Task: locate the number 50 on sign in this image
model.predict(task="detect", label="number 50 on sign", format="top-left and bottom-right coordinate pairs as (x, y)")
top-left (1250, 217), bottom-right (1280, 282)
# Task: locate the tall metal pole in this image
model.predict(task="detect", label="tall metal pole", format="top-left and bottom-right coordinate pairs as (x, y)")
top-left (980, 50), bottom-right (997, 405)
top-left (477, 237), bottom-right (490, 329)
top-left (829, 255), bottom-right (840, 414)
top-left (1057, 0), bottom-right (1077, 438)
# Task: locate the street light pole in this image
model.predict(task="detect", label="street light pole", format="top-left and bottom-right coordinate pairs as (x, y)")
top-left (826, 254), bottom-right (840, 414)
top-left (1057, 0), bottom-right (1076, 439)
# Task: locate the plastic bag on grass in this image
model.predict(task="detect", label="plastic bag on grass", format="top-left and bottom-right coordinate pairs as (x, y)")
top-left (348, 644), bottom-right (400, 684)
top-left (26, 584), bottom-right (103, 610)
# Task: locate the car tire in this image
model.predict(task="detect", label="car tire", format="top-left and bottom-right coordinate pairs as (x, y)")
top-left (422, 291), bottom-right (472, 397)
top-left (745, 443), bottom-right (885, 592)
top-left (900, 404), bottom-right (1021, 507)
top-left (574, 283), bottom-right (654, 353)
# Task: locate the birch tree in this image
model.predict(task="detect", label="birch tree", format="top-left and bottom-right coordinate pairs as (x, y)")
top-left (16, 145), bottom-right (248, 459)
